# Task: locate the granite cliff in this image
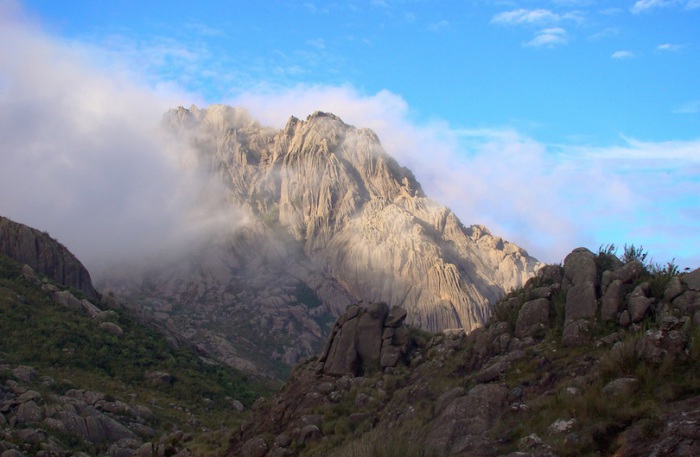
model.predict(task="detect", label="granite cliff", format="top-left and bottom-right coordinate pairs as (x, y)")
top-left (0, 216), bottom-right (98, 301)
top-left (102, 105), bottom-right (540, 377)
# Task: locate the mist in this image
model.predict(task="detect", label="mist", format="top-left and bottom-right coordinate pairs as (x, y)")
top-left (0, 5), bottom-right (245, 279)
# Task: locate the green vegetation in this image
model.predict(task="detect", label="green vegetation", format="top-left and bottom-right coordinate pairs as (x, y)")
top-left (0, 253), bottom-right (271, 451)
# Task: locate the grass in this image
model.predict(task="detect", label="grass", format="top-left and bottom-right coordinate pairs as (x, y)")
top-left (0, 253), bottom-right (271, 454)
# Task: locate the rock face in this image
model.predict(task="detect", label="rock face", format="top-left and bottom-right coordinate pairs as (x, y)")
top-left (0, 216), bottom-right (98, 300)
top-left (102, 106), bottom-right (540, 377)
top-left (317, 302), bottom-right (409, 376)
top-left (228, 250), bottom-right (700, 457)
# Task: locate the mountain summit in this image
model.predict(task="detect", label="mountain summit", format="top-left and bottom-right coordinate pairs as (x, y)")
top-left (105, 105), bottom-right (541, 376)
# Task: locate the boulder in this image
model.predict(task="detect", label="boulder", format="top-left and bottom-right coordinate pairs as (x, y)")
top-left (683, 267), bottom-right (700, 291)
top-left (241, 437), bottom-right (268, 457)
top-left (628, 283), bottom-right (651, 323)
top-left (565, 282), bottom-right (597, 324)
top-left (514, 298), bottom-right (550, 338)
top-left (562, 319), bottom-right (590, 347)
top-left (425, 384), bottom-right (508, 455)
top-left (562, 248), bottom-right (598, 292)
top-left (99, 322), bottom-right (124, 336)
top-left (601, 279), bottom-right (625, 321)
top-left (611, 261), bottom-right (645, 285)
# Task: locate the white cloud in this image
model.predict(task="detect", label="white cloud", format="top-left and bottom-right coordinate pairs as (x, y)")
top-left (688, 0), bottom-right (700, 10)
top-left (492, 8), bottom-right (561, 25)
top-left (0, 5), bottom-right (243, 277)
top-left (656, 43), bottom-right (683, 51)
top-left (611, 50), bottom-right (636, 58)
top-left (631, 0), bottom-right (677, 14)
top-left (673, 100), bottom-right (700, 114)
top-left (428, 20), bottom-right (450, 32)
top-left (491, 8), bottom-right (583, 26)
top-left (525, 28), bottom-right (568, 48)
top-left (229, 84), bottom-right (700, 267)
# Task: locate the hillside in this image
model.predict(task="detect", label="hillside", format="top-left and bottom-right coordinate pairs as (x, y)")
top-left (102, 105), bottom-right (540, 378)
top-left (229, 247), bottom-right (700, 457)
top-left (0, 248), bottom-right (270, 456)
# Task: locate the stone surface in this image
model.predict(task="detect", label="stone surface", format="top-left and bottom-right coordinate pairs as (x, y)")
top-left (0, 216), bottom-right (99, 300)
top-left (562, 248), bottom-right (597, 292)
top-left (565, 282), bottom-right (597, 324)
top-left (514, 298), bottom-right (550, 338)
top-left (601, 279), bottom-right (624, 321)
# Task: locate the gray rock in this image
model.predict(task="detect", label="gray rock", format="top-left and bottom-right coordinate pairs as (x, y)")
top-left (629, 283), bottom-right (651, 322)
top-left (663, 276), bottom-right (684, 302)
top-left (562, 248), bottom-right (598, 292)
top-left (99, 322), bottom-right (124, 336)
top-left (355, 303), bottom-right (389, 366)
top-left (565, 282), bottom-right (597, 324)
top-left (602, 377), bottom-right (639, 397)
top-left (601, 279), bottom-right (625, 321)
top-left (619, 310), bottom-right (631, 327)
top-left (514, 298), bottom-right (550, 338)
top-left (16, 400), bottom-right (42, 424)
top-left (274, 434), bottom-right (291, 447)
top-left (561, 319), bottom-right (590, 346)
top-left (426, 384), bottom-right (508, 455)
top-left (298, 425), bottom-right (321, 445)
top-left (385, 305), bottom-right (408, 327)
top-left (476, 360), bottom-right (508, 383)
top-left (241, 437), bottom-right (268, 457)
top-left (683, 267), bottom-right (700, 291)
top-left (435, 387), bottom-right (464, 416)
top-left (380, 345), bottom-right (402, 368)
top-left (611, 260), bottom-right (645, 285)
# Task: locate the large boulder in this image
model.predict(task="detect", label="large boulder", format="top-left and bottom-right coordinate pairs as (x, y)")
top-left (601, 279), bottom-right (625, 321)
top-left (514, 298), bottom-right (550, 338)
top-left (565, 282), bottom-right (597, 324)
top-left (320, 302), bottom-right (407, 376)
top-left (562, 248), bottom-right (598, 293)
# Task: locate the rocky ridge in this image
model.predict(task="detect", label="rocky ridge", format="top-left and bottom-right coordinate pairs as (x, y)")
top-left (0, 216), bottom-right (98, 301)
top-left (228, 248), bottom-right (700, 457)
top-left (103, 105), bottom-right (541, 377)
top-left (0, 249), bottom-right (268, 456)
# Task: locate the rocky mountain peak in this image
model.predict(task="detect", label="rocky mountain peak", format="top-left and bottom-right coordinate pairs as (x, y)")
top-left (106, 105), bottom-right (542, 377)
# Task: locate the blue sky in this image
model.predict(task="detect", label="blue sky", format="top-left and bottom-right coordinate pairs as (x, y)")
top-left (1, 0), bottom-right (699, 271)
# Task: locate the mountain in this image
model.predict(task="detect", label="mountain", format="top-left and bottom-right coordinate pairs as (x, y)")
top-left (102, 105), bottom-right (540, 378)
top-left (0, 216), bottom-right (98, 301)
top-left (229, 248), bottom-right (700, 457)
top-left (0, 222), bottom-right (270, 456)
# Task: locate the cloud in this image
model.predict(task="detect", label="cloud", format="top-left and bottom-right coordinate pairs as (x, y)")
top-left (428, 20), bottom-right (449, 32)
top-left (656, 43), bottom-right (683, 51)
top-left (524, 28), bottom-right (568, 48)
top-left (491, 8), bottom-right (582, 26)
top-left (673, 100), bottom-right (700, 114)
top-left (492, 8), bottom-right (561, 25)
top-left (229, 84), bottom-right (700, 267)
top-left (611, 50), bottom-right (635, 58)
top-left (631, 0), bottom-right (677, 14)
top-left (0, 4), bottom-right (243, 277)
top-left (688, 0), bottom-right (700, 10)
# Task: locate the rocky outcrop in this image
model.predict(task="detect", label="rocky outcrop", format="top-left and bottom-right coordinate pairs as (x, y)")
top-left (317, 302), bottom-right (409, 376)
top-left (227, 249), bottom-right (699, 457)
top-left (0, 216), bottom-right (98, 300)
top-left (104, 106), bottom-right (540, 378)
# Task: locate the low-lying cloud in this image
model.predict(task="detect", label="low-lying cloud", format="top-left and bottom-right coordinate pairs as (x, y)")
top-left (0, 4), bottom-right (243, 278)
